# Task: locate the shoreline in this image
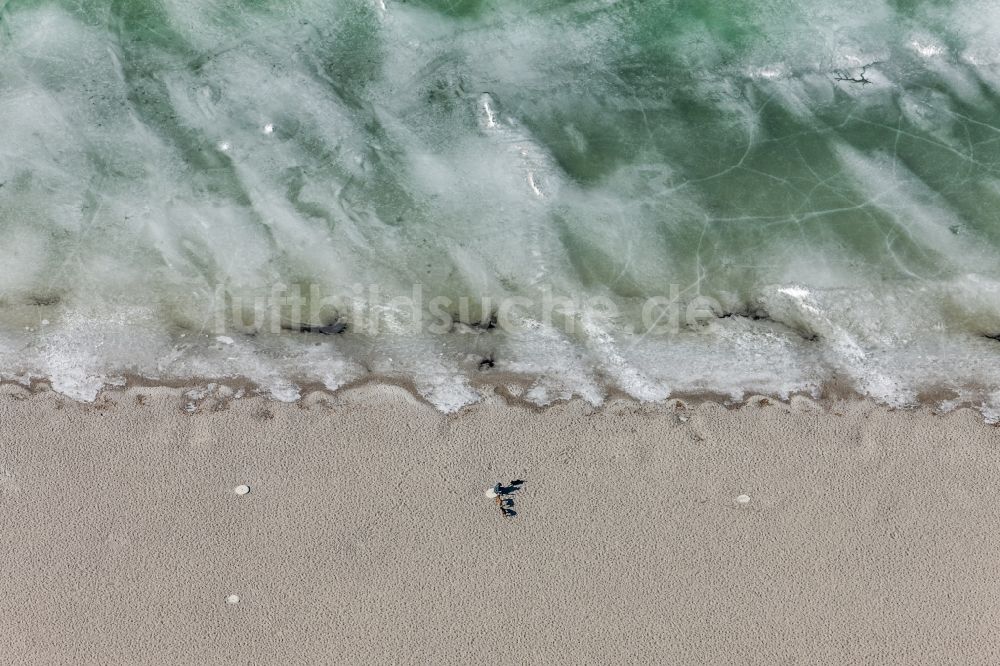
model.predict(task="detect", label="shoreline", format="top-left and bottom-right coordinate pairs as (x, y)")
top-left (2, 386), bottom-right (999, 663)
top-left (0, 371), bottom-right (995, 421)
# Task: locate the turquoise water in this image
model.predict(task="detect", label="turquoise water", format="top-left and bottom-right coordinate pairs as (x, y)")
top-left (1, 0), bottom-right (999, 413)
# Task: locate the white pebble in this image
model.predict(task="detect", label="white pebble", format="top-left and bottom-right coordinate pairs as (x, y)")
top-left (215, 335), bottom-right (234, 345)
top-left (225, 594), bottom-right (240, 605)
top-left (234, 485), bottom-right (251, 496)
top-left (263, 123), bottom-right (275, 134)
top-left (736, 494), bottom-right (751, 504)
top-left (217, 141), bottom-right (231, 152)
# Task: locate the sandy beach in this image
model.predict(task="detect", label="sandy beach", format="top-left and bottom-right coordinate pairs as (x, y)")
top-left (2, 383), bottom-right (999, 664)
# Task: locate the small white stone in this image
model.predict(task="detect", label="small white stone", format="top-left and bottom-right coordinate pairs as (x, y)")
top-left (225, 594), bottom-right (240, 605)
top-left (41, 319), bottom-right (49, 326)
top-left (215, 335), bottom-right (234, 345)
top-left (235, 485), bottom-right (251, 496)
top-left (736, 494), bottom-right (751, 504)
top-left (217, 141), bottom-right (231, 152)
top-left (263, 123), bottom-right (275, 134)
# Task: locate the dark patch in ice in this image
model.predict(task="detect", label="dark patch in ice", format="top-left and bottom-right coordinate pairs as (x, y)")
top-left (451, 309), bottom-right (498, 332)
top-left (833, 62), bottom-right (878, 85)
top-left (715, 307), bottom-right (819, 341)
top-left (27, 294), bottom-right (61, 307)
top-left (717, 307), bottom-right (769, 322)
top-left (478, 355), bottom-right (495, 371)
top-left (282, 319), bottom-right (348, 335)
top-left (425, 74), bottom-right (469, 111)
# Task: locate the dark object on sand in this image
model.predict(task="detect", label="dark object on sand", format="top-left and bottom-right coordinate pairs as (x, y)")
top-left (487, 479), bottom-right (524, 518)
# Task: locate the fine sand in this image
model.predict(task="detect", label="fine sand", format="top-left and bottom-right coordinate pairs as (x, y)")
top-left (2, 383), bottom-right (1000, 664)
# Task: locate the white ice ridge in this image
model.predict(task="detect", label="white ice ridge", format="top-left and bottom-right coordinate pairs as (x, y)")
top-left (477, 93), bottom-right (499, 130)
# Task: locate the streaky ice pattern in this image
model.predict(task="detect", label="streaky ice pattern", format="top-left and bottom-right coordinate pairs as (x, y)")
top-left (0, 0), bottom-right (999, 414)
